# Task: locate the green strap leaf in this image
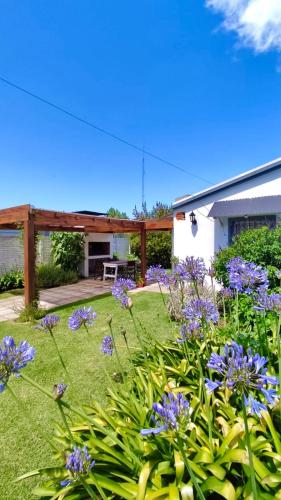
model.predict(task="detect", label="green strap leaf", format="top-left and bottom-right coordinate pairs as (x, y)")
top-left (201, 477), bottom-right (236, 500)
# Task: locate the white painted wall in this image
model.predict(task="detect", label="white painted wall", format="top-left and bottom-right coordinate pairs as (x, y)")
top-left (81, 233), bottom-right (113, 278)
top-left (173, 167), bottom-right (281, 266)
top-left (0, 234), bottom-right (52, 274)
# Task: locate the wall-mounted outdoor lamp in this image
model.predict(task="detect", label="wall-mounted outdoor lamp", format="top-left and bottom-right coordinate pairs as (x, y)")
top-left (189, 211), bottom-right (197, 225)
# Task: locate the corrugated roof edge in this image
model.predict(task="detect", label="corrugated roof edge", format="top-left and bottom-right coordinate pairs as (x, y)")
top-left (173, 157), bottom-right (281, 209)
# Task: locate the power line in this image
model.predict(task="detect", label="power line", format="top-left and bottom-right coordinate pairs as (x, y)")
top-left (0, 75), bottom-right (214, 185)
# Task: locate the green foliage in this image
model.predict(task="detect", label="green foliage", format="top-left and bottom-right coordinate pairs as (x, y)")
top-left (36, 263), bottom-right (78, 289)
top-left (0, 268), bottom-right (24, 292)
top-left (107, 207), bottom-right (128, 219)
top-left (214, 226), bottom-right (281, 288)
top-left (16, 278), bottom-right (281, 498)
top-left (18, 302), bottom-right (46, 323)
top-left (131, 231), bottom-right (172, 269)
top-left (131, 201), bottom-right (172, 268)
top-left (51, 232), bottom-right (85, 272)
top-left (21, 335), bottom-right (281, 498)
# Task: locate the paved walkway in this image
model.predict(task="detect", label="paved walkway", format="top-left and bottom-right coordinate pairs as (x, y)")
top-left (0, 280), bottom-right (166, 322)
top-left (0, 279), bottom-right (112, 322)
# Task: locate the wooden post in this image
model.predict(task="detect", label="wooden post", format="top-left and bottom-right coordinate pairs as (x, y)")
top-left (24, 214), bottom-right (36, 306)
top-left (140, 227), bottom-right (147, 284)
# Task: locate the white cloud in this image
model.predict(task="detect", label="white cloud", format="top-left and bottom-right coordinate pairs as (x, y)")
top-left (206, 0), bottom-right (281, 52)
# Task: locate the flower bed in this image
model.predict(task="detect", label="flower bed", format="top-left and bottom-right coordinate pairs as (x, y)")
top-left (1, 257), bottom-right (281, 498)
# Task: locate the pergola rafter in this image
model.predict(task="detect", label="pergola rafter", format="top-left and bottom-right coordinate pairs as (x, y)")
top-left (0, 204), bottom-right (173, 306)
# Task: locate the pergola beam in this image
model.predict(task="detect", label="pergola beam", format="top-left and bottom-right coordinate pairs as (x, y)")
top-left (0, 205), bottom-right (173, 306)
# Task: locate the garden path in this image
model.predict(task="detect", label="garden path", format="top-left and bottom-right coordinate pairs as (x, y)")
top-left (0, 279), bottom-right (111, 322)
top-left (0, 280), bottom-right (167, 322)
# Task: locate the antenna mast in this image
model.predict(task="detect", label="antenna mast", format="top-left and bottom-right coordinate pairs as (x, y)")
top-left (142, 149), bottom-right (145, 206)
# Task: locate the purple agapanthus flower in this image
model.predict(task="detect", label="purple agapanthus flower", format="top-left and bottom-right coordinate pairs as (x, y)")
top-left (100, 335), bottom-right (113, 355)
top-left (182, 256), bottom-right (207, 284)
top-left (145, 265), bottom-right (169, 286)
top-left (68, 307), bottom-right (96, 331)
top-left (0, 336), bottom-right (35, 392)
top-left (53, 383), bottom-right (68, 400)
top-left (61, 445), bottom-right (95, 486)
top-left (176, 322), bottom-right (203, 343)
top-left (36, 314), bottom-right (60, 333)
top-left (227, 257), bottom-right (268, 294)
top-left (205, 342), bottom-right (279, 416)
top-left (255, 291), bottom-right (281, 314)
top-left (169, 263), bottom-right (188, 286)
top-left (111, 278), bottom-right (136, 308)
top-left (141, 392), bottom-right (190, 436)
top-left (183, 298), bottom-right (219, 326)
top-left (220, 287), bottom-right (234, 300)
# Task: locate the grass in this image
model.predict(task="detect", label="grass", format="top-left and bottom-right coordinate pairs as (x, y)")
top-left (0, 289), bottom-right (23, 300)
top-left (0, 291), bottom-right (173, 500)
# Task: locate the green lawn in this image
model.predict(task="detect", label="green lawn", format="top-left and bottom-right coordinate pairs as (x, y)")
top-left (0, 292), bottom-right (172, 500)
top-left (0, 289), bottom-right (24, 300)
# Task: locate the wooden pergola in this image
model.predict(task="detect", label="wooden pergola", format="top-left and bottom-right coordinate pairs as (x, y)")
top-left (0, 204), bottom-right (173, 306)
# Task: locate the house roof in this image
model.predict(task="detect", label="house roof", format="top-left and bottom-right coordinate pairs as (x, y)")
top-left (74, 210), bottom-right (108, 216)
top-left (173, 157), bottom-right (281, 209)
top-left (208, 195), bottom-right (281, 218)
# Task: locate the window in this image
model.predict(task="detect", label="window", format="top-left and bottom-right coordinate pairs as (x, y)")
top-left (88, 241), bottom-right (110, 256)
top-left (228, 215), bottom-right (276, 243)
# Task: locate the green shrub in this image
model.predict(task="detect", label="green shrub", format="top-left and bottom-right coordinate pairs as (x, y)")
top-left (0, 268), bottom-right (24, 292)
top-left (130, 231), bottom-right (172, 269)
top-left (130, 201), bottom-right (172, 269)
top-left (18, 302), bottom-right (46, 323)
top-left (36, 263), bottom-right (78, 289)
top-left (214, 225), bottom-right (281, 288)
top-left (51, 232), bottom-right (85, 272)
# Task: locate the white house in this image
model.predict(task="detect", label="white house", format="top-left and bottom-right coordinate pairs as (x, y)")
top-left (173, 157), bottom-right (281, 266)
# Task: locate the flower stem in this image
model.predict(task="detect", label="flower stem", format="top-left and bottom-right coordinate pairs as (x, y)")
top-left (57, 401), bottom-right (74, 444)
top-left (241, 399), bottom-right (259, 500)
top-left (222, 297), bottom-right (226, 327)
top-left (49, 331), bottom-right (71, 384)
top-left (177, 438), bottom-right (206, 500)
top-left (129, 308), bottom-right (145, 350)
top-left (276, 315), bottom-right (281, 419)
top-left (108, 322), bottom-right (126, 384)
top-left (20, 372), bottom-right (139, 460)
top-left (80, 477), bottom-right (97, 499)
top-left (235, 290), bottom-right (240, 334)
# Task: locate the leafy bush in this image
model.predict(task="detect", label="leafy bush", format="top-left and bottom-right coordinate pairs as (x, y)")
top-left (51, 232), bottom-right (85, 272)
top-left (130, 201), bottom-right (172, 269)
top-left (214, 225), bottom-right (281, 288)
top-left (36, 263), bottom-right (78, 289)
top-left (18, 302), bottom-right (46, 323)
top-left (0, 268), bottom-right (24, 292)
top-left (130, 231), bottom-right (172, 269)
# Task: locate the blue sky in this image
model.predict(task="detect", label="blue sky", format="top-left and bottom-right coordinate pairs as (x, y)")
top-left (0, 0), bottom-right (281, 216)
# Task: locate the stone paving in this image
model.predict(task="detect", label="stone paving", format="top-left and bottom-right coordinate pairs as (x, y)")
top-left (0, 279), bottom-right (165, 323)
top-left (0, 279), bottom-right (112, 322)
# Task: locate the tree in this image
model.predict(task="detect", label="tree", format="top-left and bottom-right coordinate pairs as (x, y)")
top-left (51, 232), bottom-right (85, 273)
top-left (107, 207), bottom-right (128, 219)
top-left (130, 202), bottom-right (172, 269)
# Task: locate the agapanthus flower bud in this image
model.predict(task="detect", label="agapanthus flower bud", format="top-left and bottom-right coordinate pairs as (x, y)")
top-left (61, 445), bottom-right (95, 486)
top-left (141, 392), bottom-right (190, 436)
top-left (53, 383), bottom-right (68, 400)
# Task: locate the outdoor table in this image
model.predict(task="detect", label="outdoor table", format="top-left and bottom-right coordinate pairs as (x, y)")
top-left (103, 260), bottom-right (128, 281)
